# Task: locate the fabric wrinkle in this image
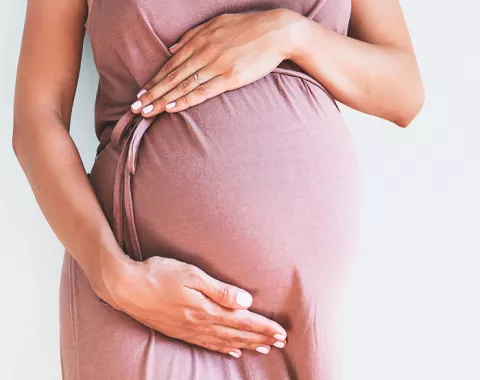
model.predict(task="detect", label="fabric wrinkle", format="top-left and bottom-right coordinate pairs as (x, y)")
top-left (59, 1), bottom-right (358, 379)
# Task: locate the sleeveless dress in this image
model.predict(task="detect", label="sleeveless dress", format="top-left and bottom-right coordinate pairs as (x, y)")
top-left (59, 1), bottom-right (360, 379)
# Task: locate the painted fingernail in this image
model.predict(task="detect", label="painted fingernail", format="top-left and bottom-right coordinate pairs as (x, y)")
top-left (273, 333), bottom-right (286, 341)
top-left (137, 89), bottom-right (147, 98)
top-left (235, 291), bottom-right (252, 307)
top-left (255, 346), bottom-right (269, 354)
top-left (273, 341), bottom-right (285, 348)
top-left (169, 42), bottom-right (178, 50)
top-left (131, 100), bottom-right (142, 110)
top-left (142, 104), bottom-right (154, 113)
top-left (165, 101), bottom-right (176, 110)
top-left (228, 351), bottom-right (240, 358)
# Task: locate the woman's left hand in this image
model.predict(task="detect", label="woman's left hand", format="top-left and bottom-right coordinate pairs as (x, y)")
top-left (130, 8), bottom-right (305, 116)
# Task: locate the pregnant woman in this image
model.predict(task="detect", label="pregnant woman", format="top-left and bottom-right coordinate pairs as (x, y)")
top-left (13, 0), bottom-right (423, 379)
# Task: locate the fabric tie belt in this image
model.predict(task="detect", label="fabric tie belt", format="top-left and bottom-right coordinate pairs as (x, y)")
top-left (101, 109), bottom-right (156, 262)
top-left (103, 67), bottom-right (339, 262)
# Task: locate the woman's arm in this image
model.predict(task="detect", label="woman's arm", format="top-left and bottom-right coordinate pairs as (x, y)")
top-left (289, 0), bottom-right (425, 127)
top-left (12, 0), bottom-right (126, 295)
top-left (129, 2), bottom-right (423, 128)
top-left (12, 0), bottom-right (287, 357)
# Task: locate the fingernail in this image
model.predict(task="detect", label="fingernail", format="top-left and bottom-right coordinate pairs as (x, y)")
top-left (165, 101), bottom-right (176, 110)
top-left (235, 291), bottom-right (252, 307)
top-left (169, 42), bottom-right (178, 50)
top-left (273, 341), bottom-right (285, 348)
top-left (131, 100), bottom-right (142, 110)
top-left (273, 333), bottom-right (286, 341)
top-left (142, 104), bottom-right (154, 113)
top-left (255, 346), bottom-right (269, 354)
top-left (228, 351), bottom-right (240, 358)
top-left (137, 89), bottom-right (147, 98)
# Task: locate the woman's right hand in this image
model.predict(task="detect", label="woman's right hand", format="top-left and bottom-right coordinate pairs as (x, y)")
top-left (97, 255), bottom-right (287, 358)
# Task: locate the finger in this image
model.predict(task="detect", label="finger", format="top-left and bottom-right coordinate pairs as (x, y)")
top-left (137, 48), bottom-right (195, 99)
top-left (133, 54), bottom-right (215, 118)
top-left (163, 74), bottom-right (228, 113)
top-left (139, 22), bottom-right (216, 97)
top-left (161, 64), bottom-right (217, 105)
top-left (131, 54), bottom-right (197, 115)
top-left (190, 295), bottom-right (288, 341)
top-left (138, 23), bottom-right (211, 96)
top-left (139, 66), bottom-right (219, 118)
top-left (152, 65), bottom-right (220, 114)
top-left (210, 324), bottom-right (286, 352)
top-left (184, 300), bottom-right (281, 350)
top-left (198, 334), bottom-right (271, 355)
top-left (215, 308), bottom-right (288, 342)
top-left (168, 19), bottom-right (213, 54)
top-left (136, 310), bottom-right (245, 358)
top-left (184, 266), bottom-right (253, 310)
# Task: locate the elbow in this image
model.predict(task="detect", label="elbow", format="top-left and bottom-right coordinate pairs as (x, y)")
top-left (12, 124), bottom-right (20, 159)
top-left (393, 77), bottom-right (425, 129)
top-left (11, 131), bottom-right (26, 171)
top-left (12, 116), bottom-right (27, 163)
top-left (11, 115), bottom-right (23, 159)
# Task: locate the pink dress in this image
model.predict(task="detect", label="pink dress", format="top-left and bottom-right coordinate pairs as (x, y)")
top-left (59, 0), bottom-right (360, 379)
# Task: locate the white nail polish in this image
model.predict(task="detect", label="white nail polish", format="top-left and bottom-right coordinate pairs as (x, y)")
top-left (131, 100), bottom-right (142, 110)
top-left (165, 101), bottom-right (176, 110)
top-left (228, 351), bottom-right (240, 358)
top-left (235, 291), bottom-right (252, 307)
top-left (273, 334), bottom-right (286, 341)
top-left (255, 346), bottom-right (269, 354)
top-left (142, 104), bottom-right (154, 113)
top-left (137, 89), bottom-right (147, 98)
top-left (273, 341), bottom-right (285, 348)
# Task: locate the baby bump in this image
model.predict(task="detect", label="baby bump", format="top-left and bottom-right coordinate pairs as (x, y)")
top-left (89, 73), bottom-right (360, 319)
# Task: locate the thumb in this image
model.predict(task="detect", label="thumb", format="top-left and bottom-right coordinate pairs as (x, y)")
top-left (190, 268), bottom-right (253, 309)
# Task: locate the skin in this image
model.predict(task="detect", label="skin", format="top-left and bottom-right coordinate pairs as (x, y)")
top-left (12, 0), bottom-right (423, 359)
top-left (133, 4), bottom-right (424, 127)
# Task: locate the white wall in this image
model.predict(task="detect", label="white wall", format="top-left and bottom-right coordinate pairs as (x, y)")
top-left (1, 1), bottom-right (479, 379)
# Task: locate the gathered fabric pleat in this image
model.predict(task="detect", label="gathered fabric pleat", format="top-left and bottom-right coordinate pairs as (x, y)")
top-left (108, 110), bottom-right (157, 262)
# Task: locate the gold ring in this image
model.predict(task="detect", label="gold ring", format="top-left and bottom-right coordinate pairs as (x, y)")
top-left (193, 72), bottom-right (201, 84)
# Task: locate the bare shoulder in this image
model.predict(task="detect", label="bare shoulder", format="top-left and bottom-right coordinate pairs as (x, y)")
top-left (348, 0), bottom-right (415, 54)
top-left (15, 0), bottom-right (88, 126)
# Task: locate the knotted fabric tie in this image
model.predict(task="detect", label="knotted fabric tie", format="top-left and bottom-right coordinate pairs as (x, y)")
top-left (108, 109), bottom-right (158, 262)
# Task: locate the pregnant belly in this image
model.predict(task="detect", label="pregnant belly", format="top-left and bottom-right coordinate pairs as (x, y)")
top-left (90, 72), bottom-right (360, 320)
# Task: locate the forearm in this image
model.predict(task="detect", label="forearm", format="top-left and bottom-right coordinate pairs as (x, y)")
top-left (286, 10), bottom-right (424, 127)
top-left (12, 110), bottom-right (130, 297)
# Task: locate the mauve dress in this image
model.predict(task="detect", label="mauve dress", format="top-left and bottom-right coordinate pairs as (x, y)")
top-left (59, 0), bottom-right (360, 379)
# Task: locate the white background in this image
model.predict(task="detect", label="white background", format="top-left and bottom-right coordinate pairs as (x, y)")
top-left (1, 1), bottom-right (479, 379)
